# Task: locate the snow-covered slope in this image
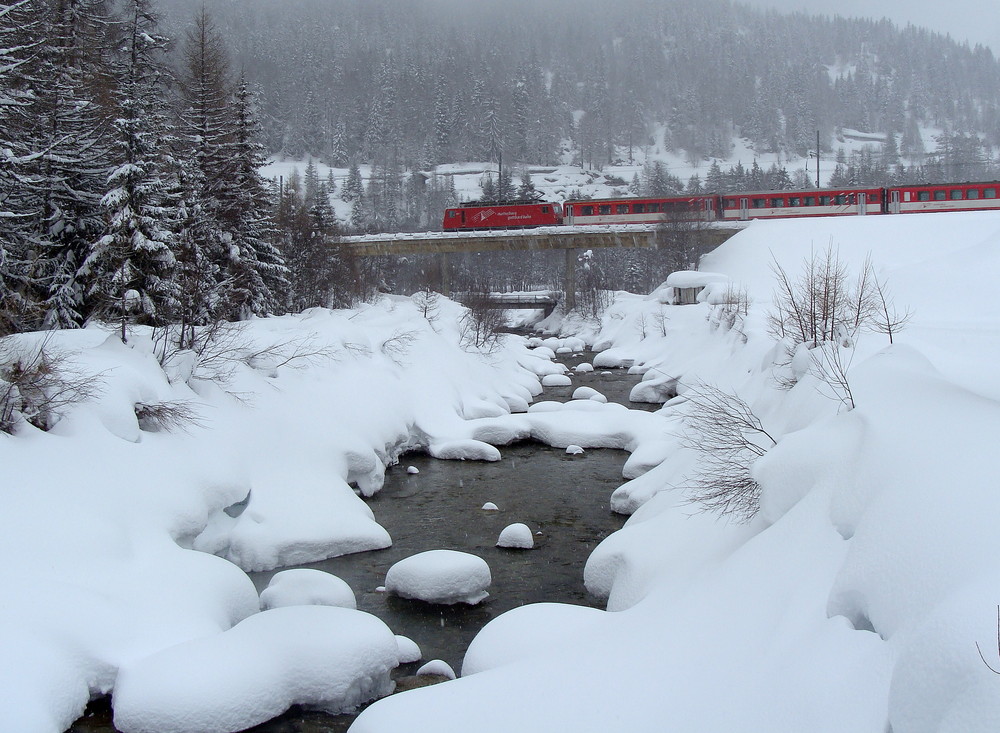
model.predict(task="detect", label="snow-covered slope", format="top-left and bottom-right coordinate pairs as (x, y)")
top-left (352, 211), bottom-right (1000, 733)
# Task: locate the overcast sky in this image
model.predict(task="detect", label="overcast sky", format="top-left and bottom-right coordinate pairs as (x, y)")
top-left (743, 0), bottom-right (1000, 53)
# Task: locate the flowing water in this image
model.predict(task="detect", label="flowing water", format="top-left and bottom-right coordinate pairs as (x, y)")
top-left (69, 351), bottom-right (659, 733)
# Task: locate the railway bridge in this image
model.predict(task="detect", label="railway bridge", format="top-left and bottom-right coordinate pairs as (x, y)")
top-left (337, 223), bottom-right (743, 309)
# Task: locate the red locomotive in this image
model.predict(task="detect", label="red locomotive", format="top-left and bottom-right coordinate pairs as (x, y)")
top-left (443, 201), bottom-right (563, 230)
top-left (441, 180), bottom-right (1000, 230)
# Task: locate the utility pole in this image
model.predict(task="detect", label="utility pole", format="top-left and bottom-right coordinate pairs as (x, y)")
top-left (816, 130), bottom-right (821, 188)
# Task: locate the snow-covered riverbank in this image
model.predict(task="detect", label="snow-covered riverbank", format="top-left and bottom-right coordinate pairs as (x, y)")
top-left (5, 211), bottom-right (1000, 732)
top-left (354, 212), bottom-right (1000, 733)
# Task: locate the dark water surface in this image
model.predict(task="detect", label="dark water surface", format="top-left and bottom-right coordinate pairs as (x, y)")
top-left (69, 349), bottom-right (656, 733)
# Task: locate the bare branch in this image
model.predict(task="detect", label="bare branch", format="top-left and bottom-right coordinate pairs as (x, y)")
top-left (680, 382), bottom-right (777, 522)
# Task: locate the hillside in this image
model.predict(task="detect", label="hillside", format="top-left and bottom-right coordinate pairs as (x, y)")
top-left (160, 0), bottom-right (1000, 179)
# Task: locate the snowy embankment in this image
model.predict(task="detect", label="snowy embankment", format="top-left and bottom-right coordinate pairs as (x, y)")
top-left (352, 212), bottom-right (1000, 733)
top-left (0, 293), bottom-right (675, 732)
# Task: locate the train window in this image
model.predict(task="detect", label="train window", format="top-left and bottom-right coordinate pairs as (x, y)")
top-left (751, 198), bottom-right (765, 208)
top-left (599, 205), bottom-right (611, 215)
top-left (917, 191), bottom-right (930, 201)
top-left (869, 192), bottom-right (879, 202)
top-left (819, 196), bottom-right (831, 205)
top-left (934, 190), bottom-right (947, 201)
top-left (968, 189), bottom-right (980, 200)
top-left (986, 188), bottom-right (997, 199)
top-left (769, 198), bottom-right (783, 207)
top-left (724, 199), bottom-right (737, 208)
top-left (634, 203), bottom-right (645, 213)
top-left (834, 195), bottom-right (847, 205)
top-left (447, 211), bottom-right (456, 218)
top-left (648, 203), bottom-right (660, 212)
top-left (803, 196), bottom-right (815, 206)
top-left (616, 204), bottom-right (629, 214)
top-left (950, 190), bottom-right (963, 200)
top-left (788, 196), bottom-right (800, 206)
top-left (541, 206), bottom-right (550, 213)
top-left (581, 205), bottom-right (594, 216)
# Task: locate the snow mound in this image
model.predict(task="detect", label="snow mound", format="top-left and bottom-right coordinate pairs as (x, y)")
top-left (572, 386), bottom-right (607, 403)
top-left (565, 445), bottom-right (585, 455)
top-left (113, 606), bottom-right (398, 733)
top-left (540, 374), bottom-right (572, 387)
top-left (481, 502), bottom-right (499, 511)
top-left (574, 363), bottom-right (595, 373)
top-left (406, 466), bottom-right (419, 475)
top-left (461, 603), bottom-right (606, 676)
top-left (497, 523), bottom-right (534, 549)
top-left (384, 550), bottom-right (492, 605)
top-left (416, 660), bottom-right (456, 680)
top-left (429, 439), bottom-right (501, 462)
top-left (259, 569), bottom-right (357, 611)
top-left (394, 635), bottom-right (422, 664)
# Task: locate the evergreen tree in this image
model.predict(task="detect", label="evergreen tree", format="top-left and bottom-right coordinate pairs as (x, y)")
top-left (0, 1), bottom-right (37, 333)
top-left (341, 161), bottom-right (363, 204)
top-left (83, 0), bottom-right (178, 335)
top-left (220, 76), bottom-right (288, 318)
top-left (20, 0), bottom-right (113, 328)
top-left (175, 6), bottom-right (232, 322)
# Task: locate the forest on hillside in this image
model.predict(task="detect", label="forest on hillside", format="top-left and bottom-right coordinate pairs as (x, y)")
top-left (156, 0), bottom-right (1000, 174)
top-left (2, 0), bottom-right (1000, 342)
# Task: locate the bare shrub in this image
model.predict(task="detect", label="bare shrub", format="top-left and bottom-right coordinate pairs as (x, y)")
top-left (681, 382), bottom-right (777, 522)
top-left (653, 305), bottom-right (669, 336)
top-left (767, 246), bottom-right (874, 347)
top-left (0, 336), bottom-right (100, 433)
top-left (380, 329), bottom-right (419, 366)
top-left (134, 400), bottom-right (204, 433)
top-left (458, 291), bottom-right (506, 354)
top-left (153, 322), bottom-right (334, 387)
top-left (871, 275), bottom-right (912, 345)
top-left (767, 247), bottom-right (908, 408)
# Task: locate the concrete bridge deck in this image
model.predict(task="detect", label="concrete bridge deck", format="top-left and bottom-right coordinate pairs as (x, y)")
top-left (337, 223), bottom-right (741, 256)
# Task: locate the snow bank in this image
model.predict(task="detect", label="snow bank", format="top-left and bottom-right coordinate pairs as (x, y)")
top-left (0, 295), bottom-right (552, 730)
top-left (353, 212), bottom-right (1000, 733)
top-left (113, 606), bottom-right (398, 732)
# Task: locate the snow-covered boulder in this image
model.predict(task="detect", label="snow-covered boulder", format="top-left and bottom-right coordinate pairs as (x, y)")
top-left (113, 606), bottom-right (398, 733)
top-left (416, 659), bottom-right (456, 680)
top-left (482, 502), bottom-right (499, 511)
top-left (394, 635), bottom-right (422, 664)
top-left (565, 445), bottom-right (585, 455)
top-left (571, 386), bottom-right (607, 403)
top-left (497, 523), bottom-right (534, 549)
top-left (574, 363), bottom-right (595, 373)
top-left (406, 466), bottom-right (419, 475)
top-left (541, 374), bottom-right (572, 387)
top-left (384, 550), bottom-right (491, 605)
top-left (429, 439), bottom-right (501, 462)
top-left (259, 569), bottom-right (356, 611)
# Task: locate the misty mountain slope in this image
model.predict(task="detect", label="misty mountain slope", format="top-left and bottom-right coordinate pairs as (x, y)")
top-left (157, 0), bottom-right (1000, 170)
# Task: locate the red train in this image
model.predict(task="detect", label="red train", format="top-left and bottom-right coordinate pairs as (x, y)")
top-left (443, 180), bottom-right (1000, 230)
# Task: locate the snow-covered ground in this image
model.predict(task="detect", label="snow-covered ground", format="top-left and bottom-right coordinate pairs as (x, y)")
top-left (351, 211), bottom-right (1000, 732)
top-left (4, 210), bottom-right (1000, 732)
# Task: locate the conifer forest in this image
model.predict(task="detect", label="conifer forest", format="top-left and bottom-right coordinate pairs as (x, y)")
top-left (2, 0), bottom-right (1000, 335)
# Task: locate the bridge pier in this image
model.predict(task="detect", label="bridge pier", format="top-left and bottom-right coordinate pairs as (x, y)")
top-left (564, 248), bottom-right (577, 311)
top-left (439, 252), bottom-right (450, 295)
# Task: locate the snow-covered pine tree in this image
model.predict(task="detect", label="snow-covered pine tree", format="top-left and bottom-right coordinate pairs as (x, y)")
top-left (341, 161), bottom-right (363, 204)
top-left (0, 0), bottom-right (37, 334)
top-left (20, 0), bottom-right (113, 329)
top-left (176, 7), bottom-right (248, 321)
top-left (216, 76), bottom-right (288, 318)
top-left (83, 0), bottom-right (178, 337)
